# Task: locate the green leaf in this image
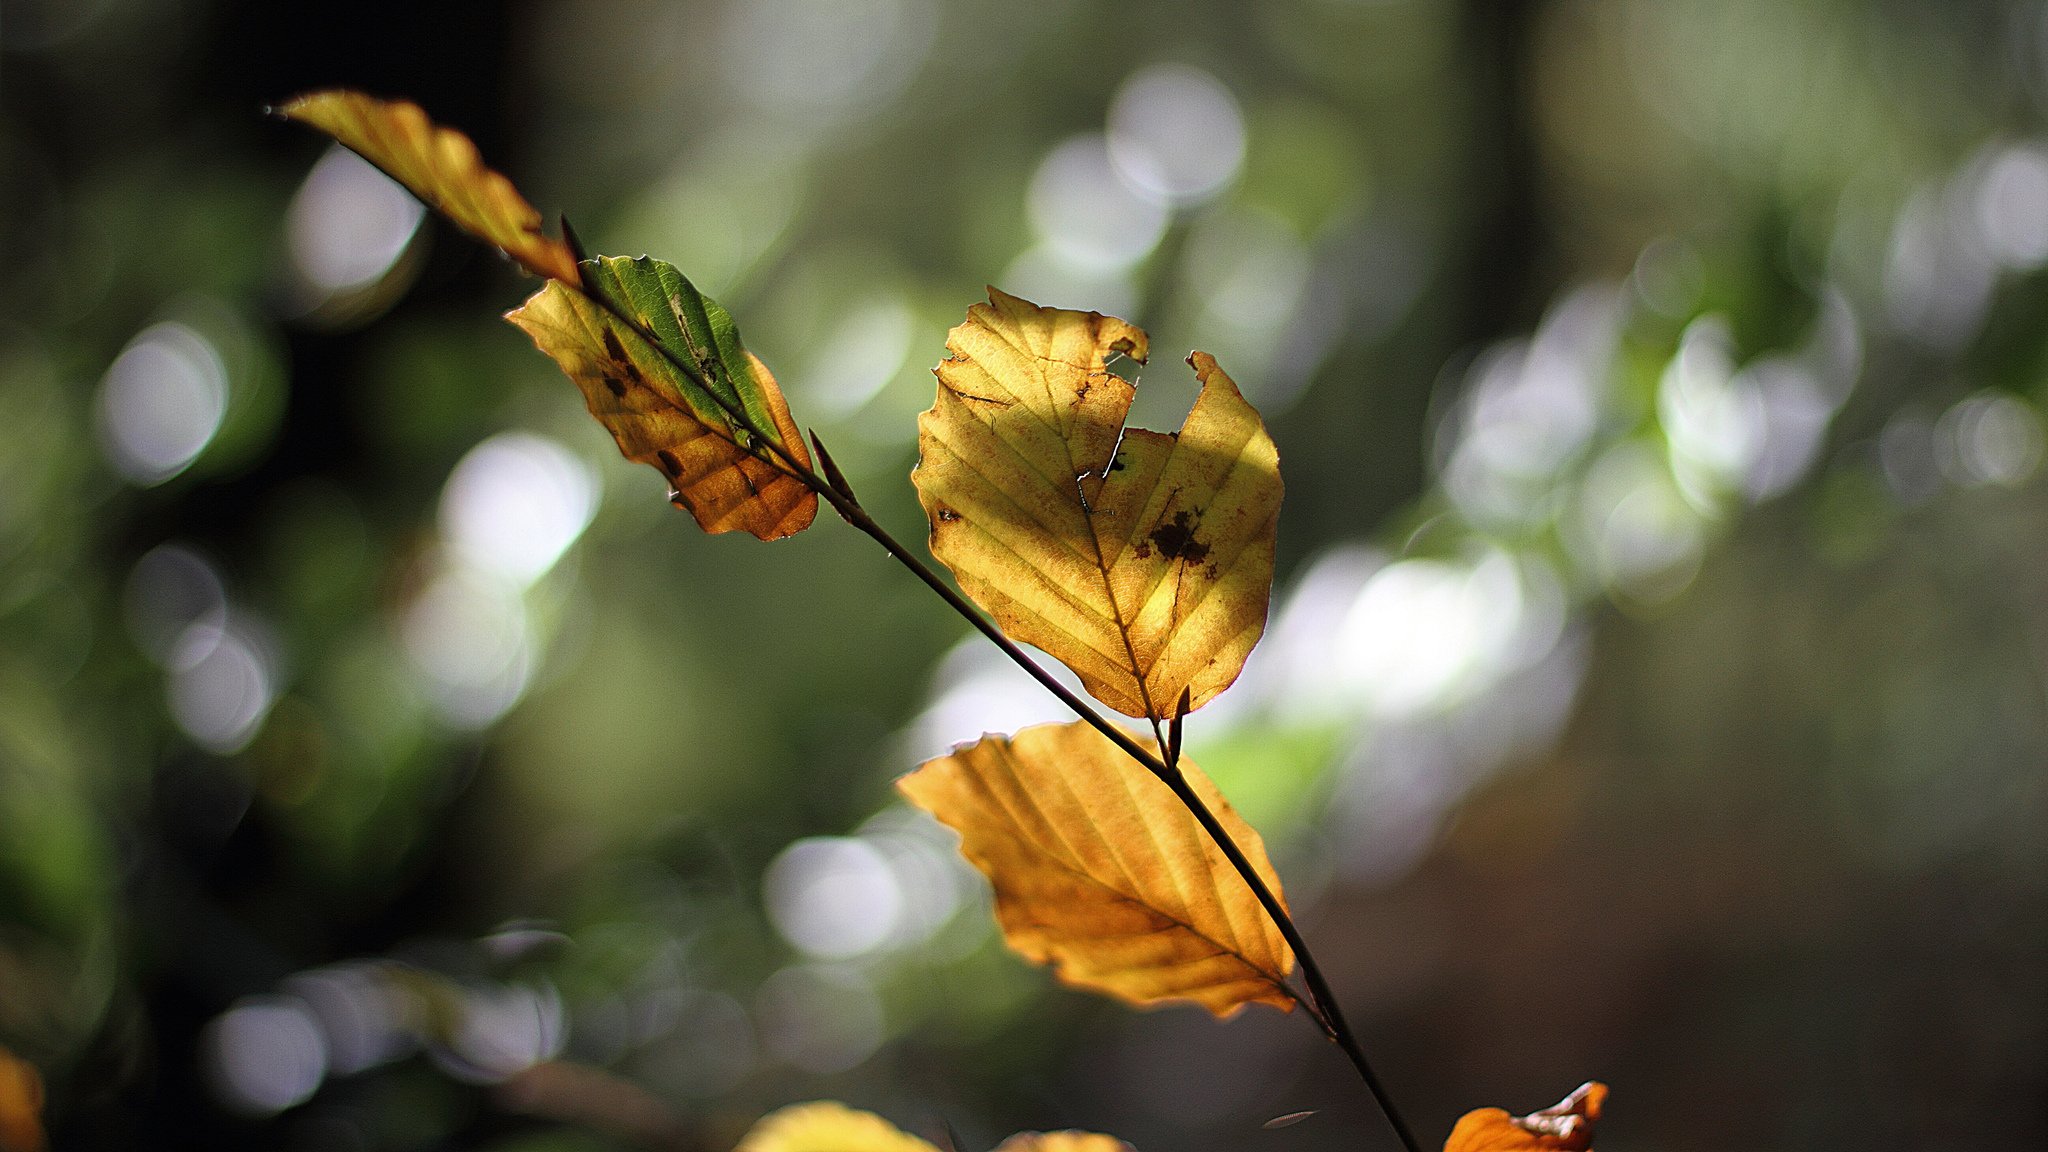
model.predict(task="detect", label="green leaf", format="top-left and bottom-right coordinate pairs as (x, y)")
top-left (576, 256), bottom-right (791, 455)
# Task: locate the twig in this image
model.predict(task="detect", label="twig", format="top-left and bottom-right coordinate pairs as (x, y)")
top-left (808, 444), bottom-right (1423, 1152)
top-left (534, 264), bottom-right (1423, 1152)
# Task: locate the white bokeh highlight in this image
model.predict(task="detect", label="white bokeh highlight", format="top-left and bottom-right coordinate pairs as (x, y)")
top-left (1107, 63), bottom-right (1247, 207)
top-left (167, 620), bottom-right (277, 755)
top-left (95, 322), bottom-right (229, 485)
top-left (206, 997), bottom-right (328, 1115)
top-left (287, 145), bottom-right (425, 297)
top-left (765, 837), bottom-right (904, 960)
top-left (439, 433), bottom-right (598, 586)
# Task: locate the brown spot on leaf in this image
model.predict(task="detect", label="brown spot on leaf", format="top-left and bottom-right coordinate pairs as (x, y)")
top-left (602, 375), bottom-right (628, 398)
top-left (656, 448), bottom-right (683, 476)
top-left (1148, 511), bottom-right (1209, 564)
top-left (601, 328), bottom-right (630, 365)
top-left (933, 504), bottom-right (962, 525)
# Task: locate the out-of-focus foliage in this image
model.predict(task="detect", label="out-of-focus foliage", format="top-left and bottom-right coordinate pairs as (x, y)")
top-left (3, 0), bottom-right (2047, 1150)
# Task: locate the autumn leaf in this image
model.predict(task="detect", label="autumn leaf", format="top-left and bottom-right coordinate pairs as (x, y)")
top-left (278, 90), bottom-right (580, 285)
top-left (0, 1047), bottom-right (45, 1152)
top-left (913, 289), bottom-right (1281, 721)
top-left (898, 720), bottom-right (1295, 1016)
top-left (993, 1135), bottom-right (1132, 1152)
top-left (732, 1101), bottom-right (936, 1152)
top-left (507, 256), bottom-right (817, 539)
top-left (735, 1101), bottom-right (1129, 1152)
top-left (1445, 1083), bottom-right (1608, 1152)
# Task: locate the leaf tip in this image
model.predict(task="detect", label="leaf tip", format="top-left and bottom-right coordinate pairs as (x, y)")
top-left (1185, 349), bottom-right (1223, 379)
top-left (808, 430), bottom-right (853, 499)
top-left (1517, 1082), bottom-right (1606, 1148)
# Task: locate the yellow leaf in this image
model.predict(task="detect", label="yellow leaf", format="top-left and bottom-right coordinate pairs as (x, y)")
top-left (733, 1102), bottom-right (1131, 1152)
top-left (914, 290), bottom-right (1282, 721)
top-left (733, 1102), bottom-right (940, 1152)
top-left (898, 720), bottom-right (1295, 1016)
top-left (279, 90), bottom-right (581, 285)
top-left (506, 260), bottom-right (817, 540)
top-left (1444, 1083), bottom-right (1608, 1152)
top-left (993, 1135), bottom-right (1134, 1152)
top-left (0, 1046), bottom-right (45, 1152)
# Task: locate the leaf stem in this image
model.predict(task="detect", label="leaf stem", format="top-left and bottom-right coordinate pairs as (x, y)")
top-left (1154, 766), bottom-right (1422, 1152)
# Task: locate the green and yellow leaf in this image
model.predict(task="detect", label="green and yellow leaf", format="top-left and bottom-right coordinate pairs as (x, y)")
top-left (735, 1102), bottom-right (1130, 1152)
top-left (913, 289), bottom-right (1282, 721)
top-left (507, 256), bottom-right (817, 539)
top-left (1445, 1083), bottom-right (1608, 1152)
top-left (898, 720), bottom-right (1295, 1017)
top-left (278, 89), bottom-right (580, 285)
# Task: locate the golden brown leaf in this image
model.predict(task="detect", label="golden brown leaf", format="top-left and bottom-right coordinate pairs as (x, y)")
top-left (1444, 1083), bottom-right (1608, 1152)
top-left (506, 257), bottom-right (817, 539)
top-left (0, 1047), bottom-right (45, 1152)
top-left (278, 90), bottom-right (580, 285)
top-left (898, 720), bottom-right (1295, 1016)
top-left (913, 290), bottom-right (1282, 721)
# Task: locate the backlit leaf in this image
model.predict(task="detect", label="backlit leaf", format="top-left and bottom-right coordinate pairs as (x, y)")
top-left (279, 90), bottom-right (580, 285)
top-left (898, 720), bottom-right (1295, 1016)
top-left (734, 1102), bottom-right (1129, 1152)
top-left (0, 1047), bottom-right (44, 1152)
top-left (1445, 1083), bottom-right (1608, 1152)
top-left (507, 256), bottom-right (817, 539)
top-left (913, 289), bottom-right (1282, 720)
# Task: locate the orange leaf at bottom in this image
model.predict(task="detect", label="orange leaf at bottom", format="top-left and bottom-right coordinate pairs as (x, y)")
top-left (1445, 1083), bottom-right (1607, 1152)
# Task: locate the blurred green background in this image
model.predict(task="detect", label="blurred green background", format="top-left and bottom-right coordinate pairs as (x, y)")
top-left (3, 0), bottom-right (2046, 1148)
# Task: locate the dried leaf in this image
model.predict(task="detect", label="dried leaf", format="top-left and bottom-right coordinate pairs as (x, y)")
top-left (1445, 1083), bottom-right (1608, 1152)
top-left (898, 720), bottom-right (1295, 1016)
top-left (278, 90), bottom-right (580, 285)
top-left (735, 1102), bottom-right (1129, 1152)
top-left (0, 1047), bottom-right (45, 1152)
top-left (507, 256), bottom-right (817, 539)
top-left (914, 289), bottom-right (1282, 720)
